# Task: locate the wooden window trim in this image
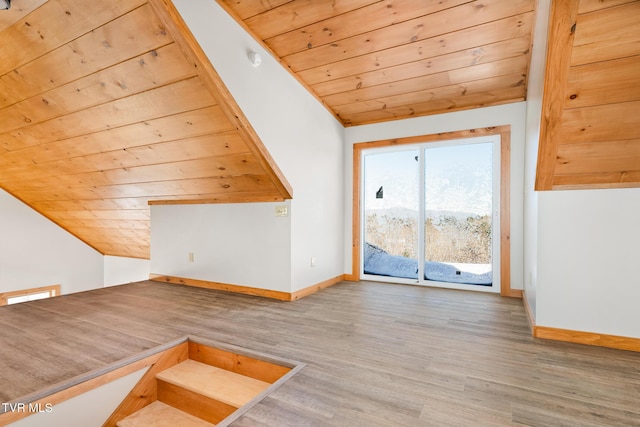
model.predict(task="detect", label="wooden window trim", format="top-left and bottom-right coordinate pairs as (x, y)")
top-left (350, 126), bottom-right (518, 297)
top-left (0, 284), bottom-right (61, 306)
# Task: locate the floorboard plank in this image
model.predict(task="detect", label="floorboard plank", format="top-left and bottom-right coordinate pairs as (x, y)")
top-left (0, 280), bottom-right (639, 425)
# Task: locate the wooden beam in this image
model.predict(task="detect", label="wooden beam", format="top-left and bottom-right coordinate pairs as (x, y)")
top-left (535, 0), bottom-right (579, 190)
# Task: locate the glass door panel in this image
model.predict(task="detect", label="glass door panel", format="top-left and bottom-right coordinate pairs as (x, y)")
top-left (362, 149), bottom-right (420, 280)
top-left (423, 142), bottom-right (494, 286)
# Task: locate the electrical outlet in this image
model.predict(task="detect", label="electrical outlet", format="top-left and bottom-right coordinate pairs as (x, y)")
top-left (311, 257), bottom-right (317, 267)
top-left (188, 252), bottom-right (194, 263)
top-left (275, 205), bottom-right (288, 217)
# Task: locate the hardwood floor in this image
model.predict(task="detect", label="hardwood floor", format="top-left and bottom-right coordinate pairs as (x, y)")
top-left (1, 280), bottom-right (639, 426)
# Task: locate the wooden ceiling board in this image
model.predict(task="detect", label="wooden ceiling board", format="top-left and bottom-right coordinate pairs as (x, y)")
top-left (2, 154), bottom-right (262, 191)
top-left (221, 0), bottom-right (536, 126)
top-left (341, 86), bottom-right (525, 125)
top-left (1, 78), bottom-right (217, 151)
top-left (0, 107), bottom-right (235, 167)
top-left (0, 0), bottom-right (46, 33)
top-left (570, 2), bottom-right (640, 66)
top-left (0, 0), bottom-right (147, 75)
top-left (334, 72), bottom-right (526, 117)
top-left (536, 0), bottom-right (640, 191)
top-left (14, 174), bottom-right (277, 201)
top-left (310, 12), bottom-right (533, 95)
top-left (0, 4), bottom-right (173, 108)
top-left (565, 56), bottom-right (640, 109)
top-left (0, 130), bottom-right (250, 183)
top-left (47, 209), bottom-right (151, 221)
top-left (578, 0), bottom-right (638, 13)
top-left (281, 0), bottom-right (533, 72)
top-left (0, 45), bottom-right (197, 136)
top-left (556, 139), bottom-right (640, 174)
top-left (265, 0), bottom-right (472, 57)
top-left (244, 0), bottom-right (379, 40)
top-left (0, 0), bottom-right (292, 258)
top-left (224, 0), bottom-right (294, 20)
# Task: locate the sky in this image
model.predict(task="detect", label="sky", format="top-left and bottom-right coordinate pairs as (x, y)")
top-left (363, 141), bottom-right (494, 215)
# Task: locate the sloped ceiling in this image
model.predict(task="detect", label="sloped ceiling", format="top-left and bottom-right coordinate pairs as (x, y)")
top-left (536, 0), bottom-right (640, 190)
top-left (0, 0), bottom-right (291, 259)
top-left (0, 0), bottom-right (557, 261)
top-left (219, 0), bottom-right (536, 126)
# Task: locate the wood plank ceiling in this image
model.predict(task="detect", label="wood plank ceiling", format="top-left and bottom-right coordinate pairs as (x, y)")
top-left (0, 0), bottom-right (291, 259)
top-left (14, 0), bottom-right (630, 260)
top-left (536, 0), bottom-right (640, 190)
top-left (219, 0), bottom-right (536, 126)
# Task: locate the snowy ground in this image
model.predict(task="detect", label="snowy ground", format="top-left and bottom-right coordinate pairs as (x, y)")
top-left (363, 243), bottom-right (492, 286)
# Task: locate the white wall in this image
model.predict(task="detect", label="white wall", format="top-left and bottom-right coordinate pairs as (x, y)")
top-left (537, 189), bottom-right (640, 338)
top-left (104, 256), bottom-right (150, 287)
top-left (153, 0), bottom-right (345, 292)
top-left (344, 102), bottom-right (527, 290)
top-left (151, 202), bottom-right (292, 292)
top-left (523, 0), bottom-right (639, 339)
top-left (523, 0), bottom-right (551, 317)
top-left (8, 367), bottom-right (147, 427)
top-left (0, 190), bottom-right (104, 295)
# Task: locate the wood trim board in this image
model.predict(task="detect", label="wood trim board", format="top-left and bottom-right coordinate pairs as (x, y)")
top-left (0, 284), bottom-right (61, 306)
top-left (521, 289), bottom-right (536, 332)
top-left (521, 289), bottom-right (639, 353)
top-left (351, 126), bottom-right (516, 297)
top-left (149, 274), bottom-right (345, 301)
top-left (534, 326), bottom-right (640, 353)
top-left (535, 0), bottom-right (579, 190)
top-left (290, 275), bottom-right (344, 301)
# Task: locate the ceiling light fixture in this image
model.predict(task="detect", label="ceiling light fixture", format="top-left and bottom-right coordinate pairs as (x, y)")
top-left (0, 0), bottom-right (10, 10)
top-left (247, 50), bottom-right (262, 68)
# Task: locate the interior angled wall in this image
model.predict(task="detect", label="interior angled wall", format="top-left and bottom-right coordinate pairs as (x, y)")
top-left (0, 189), bottom-right (104, 295)
top-left (524, 0), bottom-right (640, 339)
top-left (150, 0), bottom-right (345, 292)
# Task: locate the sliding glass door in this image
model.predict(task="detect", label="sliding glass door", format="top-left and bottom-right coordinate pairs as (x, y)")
top-left (361, 136), bottom-right (500, 292)
top-left (362, 148), bottom-right (420, 281)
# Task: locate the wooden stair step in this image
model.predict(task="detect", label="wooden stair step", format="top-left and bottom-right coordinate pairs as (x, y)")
top-left (116, 401), bottom-right (215, 427)
top-left (156, 359), bottom-right (271, 408)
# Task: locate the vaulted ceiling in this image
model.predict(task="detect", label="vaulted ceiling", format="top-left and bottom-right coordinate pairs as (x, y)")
top-left (535, 0), bottom-right (640, 190)
top-left (219, 0), bottom-right (536, 126)
top-left (12, 0), bottom-right (633, 260)
top-left (0, 0), bottom-right (291, 259)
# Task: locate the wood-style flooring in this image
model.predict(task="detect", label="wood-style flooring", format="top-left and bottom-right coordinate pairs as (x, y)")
top-left (0, 280), bottom-right (639, 426)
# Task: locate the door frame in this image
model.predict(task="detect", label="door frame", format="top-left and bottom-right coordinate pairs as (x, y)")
top-left (349, 125), bottom-right (520, 298)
